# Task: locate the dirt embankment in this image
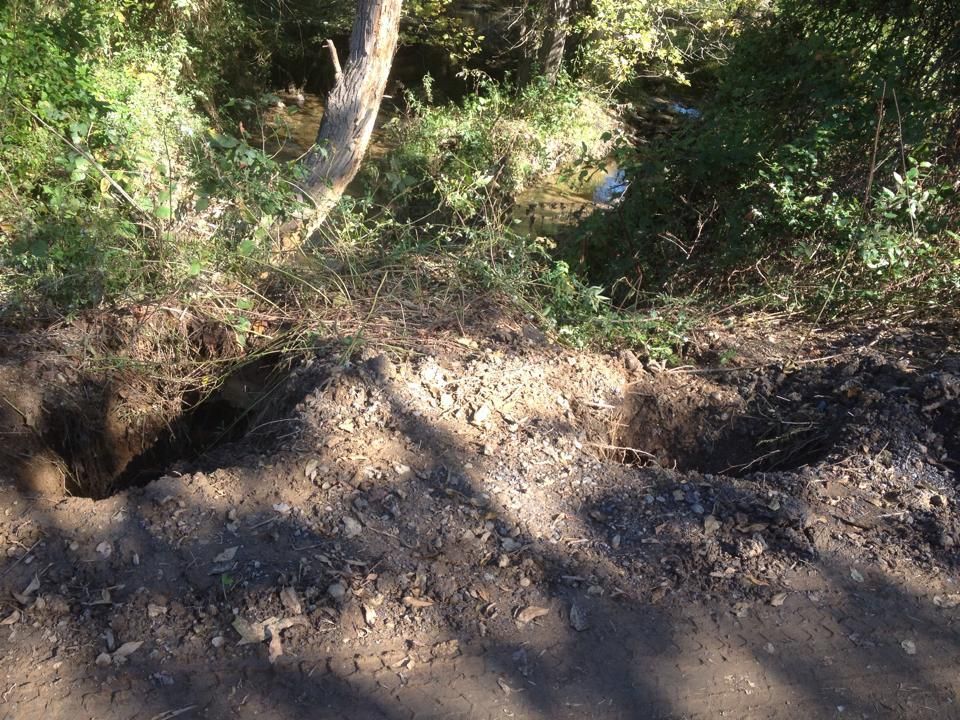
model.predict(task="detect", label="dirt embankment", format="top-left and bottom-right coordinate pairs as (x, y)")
top-left (1, 317), bottom-right (959, 719)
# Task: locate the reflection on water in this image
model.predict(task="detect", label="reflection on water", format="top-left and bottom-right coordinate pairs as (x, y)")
top-left (268, 93), bottom-right (326, 160)
top-left (266, 92), bottom-right (393, 162)
top-left (514, 163), bottom-right (625, 237)
top-left (267, 89), bottom-right (626, 238)
top-left (593, 167), bottom-right (629, 204)
top-left (265, 85), bottom-right (695, 242)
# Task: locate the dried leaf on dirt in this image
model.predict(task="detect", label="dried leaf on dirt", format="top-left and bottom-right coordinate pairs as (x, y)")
top-left (569, 603), bottom-right (589, 632)
top-left (233, 616), bottom-right (267, 645)
top-left (267, 631), bottom-right (284, 663)
top-left (342, 516), bottom-right (362, 538)
top-left (12, 575), bottom-right (40, 605)
top-left (933, 594), bottom-right (960, 609)
top-left (147, 603), bottom-right (168, 618)
top-left (212, 546), bottom-right (239, 563)
top-left (403, 596), bottom-right (434, 608)
top-left (269, 616), bottom-right (308, 633)
top-left (516, 606), bottom-right (550, 624)
top-left (0, 609), bottom-right (21, 625)
top-left (901, 639), bottom-right (917, 655)
top-left (472, 404), bottom-right (491, 425)
top-left (280, 586), bottom-right (302, 615)
top-left (770, 593), bottom-right (787, 607)
top-left (113, 641), bottom-right (144, 659)
top-left (850, 569), bottom-right (865, 583)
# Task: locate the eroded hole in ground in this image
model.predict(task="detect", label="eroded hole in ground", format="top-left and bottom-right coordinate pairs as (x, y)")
top-left (613, 372), bottom-right (845, 477)
top-left (12, 356), bottom-right (302, 500)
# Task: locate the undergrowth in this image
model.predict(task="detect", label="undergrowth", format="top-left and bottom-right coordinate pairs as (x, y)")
top-left (575, 0), bottom-right (960, 322)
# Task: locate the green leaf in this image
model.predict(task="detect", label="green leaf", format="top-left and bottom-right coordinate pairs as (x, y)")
top-left (209, 132), bottom-right (240, 149)
top-left (151, 189), bottom-right (175, 220)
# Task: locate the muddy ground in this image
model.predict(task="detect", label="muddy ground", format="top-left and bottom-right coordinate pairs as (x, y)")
top-left (1, 315), bottom-right (959, 719)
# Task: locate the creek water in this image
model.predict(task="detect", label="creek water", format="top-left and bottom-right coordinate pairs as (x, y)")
top-left (511, 164), bottom-right (628, 237)
top-left (267, 93), bottom-right (392, 162)
top-left (268, 92), bottom-right (628, 235)
top-left (268, 90), bottom-right (696, 238)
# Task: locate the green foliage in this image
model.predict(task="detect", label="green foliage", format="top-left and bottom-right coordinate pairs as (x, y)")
top-left (577, 0), bottom-right (960, 317)
top-left (382, 72), bottom-right (615, 220)
top-left (235, 0), bottom-right (479, 89)
top-left (0, 0), bottom-right (302, 312)
top-left (574, 0), bottom-right (762, 87)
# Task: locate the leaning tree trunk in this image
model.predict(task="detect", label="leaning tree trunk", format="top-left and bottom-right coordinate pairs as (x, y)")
top-left (539, 0), bottom-right (571, 84)
top-left (302, 0), bottom-right (402, 222)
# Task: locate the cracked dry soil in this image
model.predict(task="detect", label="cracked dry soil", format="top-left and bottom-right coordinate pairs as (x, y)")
top-left (2, 318), bottom-right (960, 719)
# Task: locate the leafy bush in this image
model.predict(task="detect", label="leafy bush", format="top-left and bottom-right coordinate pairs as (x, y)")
top-left (381, 72), bottom-right (616, 221)
top-left (0, 0), bottom-right (301, 312)
top-left (574, 0), bottom-right (762, 87)
top-left (576, 0), bottom-right (960, 317)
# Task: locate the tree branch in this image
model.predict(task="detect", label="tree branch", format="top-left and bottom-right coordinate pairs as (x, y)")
top-left (325, 39), bottom-right (343, 87)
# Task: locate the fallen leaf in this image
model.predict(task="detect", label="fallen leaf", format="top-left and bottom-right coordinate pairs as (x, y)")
top-left (850, 568), bottom-right (865, 583)
top-left (362, 604), bottom-right (377, 626)
top-left (213, 546), bottom-right (239, 564)
top-left (342, 516), bottom-right (362, 538)
top-left (12, 575), bottom-right (40, 605)
top-left (233, 616), bottom-right (267, 645)
top-left (901, 639), bottom-right (917, 655)
top-left (403, 596), bottom-right (435, 609)
top-left (280, 586), bottom-right (302, 615)
top-left (261, 616), bottom-right (307, 663)
top-left (267, 631), bottom-right (284, 664)
top-left (112, 641), bottom-right (143, 662)
top-left (471, 404), bottom-right (491, 425)
top-left (268, 616), bottom-right (307, 633)
top-left (0, 609), bottom-right (21, 626)
top-left (147, 603), bottom-right (167, 618)
top-left (770, 592), bottom-right (787, 607)
top-left (516, 606), bottom-right (550, 624)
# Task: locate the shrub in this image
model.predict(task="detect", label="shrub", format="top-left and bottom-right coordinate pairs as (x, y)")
top-left (575, 0), bottom-right (960, 317)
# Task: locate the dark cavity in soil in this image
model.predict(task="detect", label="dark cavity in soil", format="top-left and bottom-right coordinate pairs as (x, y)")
top-left (40, 357), bottom-right (294, 500)
top-left (617, 369), bottom-right (846, 477)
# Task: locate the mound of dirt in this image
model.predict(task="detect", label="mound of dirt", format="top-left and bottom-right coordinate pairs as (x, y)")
top-left (1, 320), bottom-right (959, 719)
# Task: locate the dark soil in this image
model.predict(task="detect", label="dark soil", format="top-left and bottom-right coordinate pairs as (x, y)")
top-left (2, 316), bottom-right (959, 719)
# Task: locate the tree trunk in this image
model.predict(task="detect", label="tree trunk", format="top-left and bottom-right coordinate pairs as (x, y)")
top-left (516, 2), bottom-right (537, 88)
top-left (302, 0), bottom-right (402, 221)
top-left (539, 0), bottom-right (571, 84)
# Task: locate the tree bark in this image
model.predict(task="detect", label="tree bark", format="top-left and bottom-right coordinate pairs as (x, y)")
top-left (539, 0), bottom-right (571, 83)
top-left (302, 0), bottom-right (402, 222)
